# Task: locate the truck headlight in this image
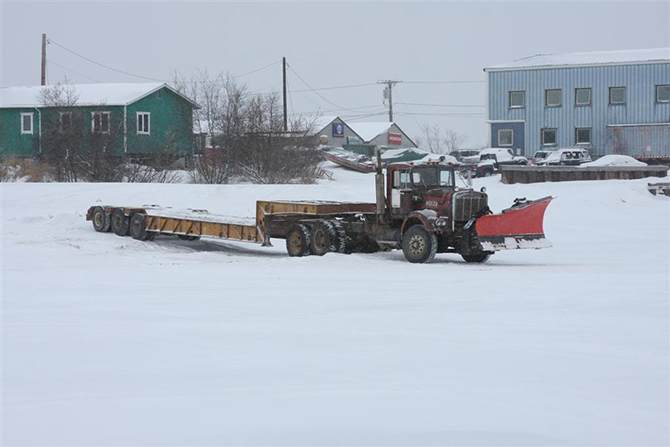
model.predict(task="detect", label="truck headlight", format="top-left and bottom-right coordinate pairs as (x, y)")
top-left (435, 218), bottom-right (448, 227)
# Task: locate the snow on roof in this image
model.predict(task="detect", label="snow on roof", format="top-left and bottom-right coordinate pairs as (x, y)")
top-left (0, 82), bottom-right (197, 108)
top-left (487, 48), bottom-right (670, 71)
top-left (348, 122), bottom-right (394, 142)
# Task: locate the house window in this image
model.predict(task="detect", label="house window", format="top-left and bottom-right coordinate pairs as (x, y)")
top-left (137, 112), bottom-right (150, 134)
top-left (656, 85), bottom-right (670, 103)
top-left (91, 112), bottom-right (110, 134)
top-left (509, 91), bottom-right (525, 108)
top-left (541, 128), bottom-right (557, 146)
top-left (575, 88), bottom-right (592, 106)
top-left (59, 112), bottom-right (73, 131)
top-left (575, 127), bottom-right (591, 145)
top-left (157, 90), bottom-right (163, 99)
top-left (609, 87), bottom-right (626, 105)
top-left (545, 89), bottom-right (562, 107)
top-left (20, 113), bottom-right (33, 135)
top-left (498, 129), bottom-right (513, 146)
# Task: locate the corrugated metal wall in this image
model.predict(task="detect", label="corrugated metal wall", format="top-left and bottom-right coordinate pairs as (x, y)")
top-left (487, 62), bottom-right (670, 156)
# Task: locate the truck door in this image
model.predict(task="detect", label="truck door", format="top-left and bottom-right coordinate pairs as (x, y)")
top-left (391, 169), bottom-right (411, 215)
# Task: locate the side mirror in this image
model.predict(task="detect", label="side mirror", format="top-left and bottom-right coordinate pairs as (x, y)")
top-left (480, 187), bottom-right (487, 193)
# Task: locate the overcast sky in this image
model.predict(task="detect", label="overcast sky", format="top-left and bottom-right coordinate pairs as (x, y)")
top-left (2, 1), bottom-right (669, 146)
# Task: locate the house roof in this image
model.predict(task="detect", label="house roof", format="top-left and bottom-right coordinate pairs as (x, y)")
top-left (486, 48), bottom-right (670, 71)
top-left (0, 82), bottom-right (199, 108)
top-left (348, 122), bottom-right (395, 142)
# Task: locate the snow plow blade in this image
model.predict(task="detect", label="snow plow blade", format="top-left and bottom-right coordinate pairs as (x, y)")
top-left (475, 196), bottom-right (553, 251)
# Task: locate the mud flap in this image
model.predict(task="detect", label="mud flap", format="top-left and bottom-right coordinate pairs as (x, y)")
top-left (474, 196), bottom-right (553, 251)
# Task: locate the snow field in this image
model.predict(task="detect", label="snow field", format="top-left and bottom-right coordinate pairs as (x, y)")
top-left (1, 167), bottom-right (669, 445)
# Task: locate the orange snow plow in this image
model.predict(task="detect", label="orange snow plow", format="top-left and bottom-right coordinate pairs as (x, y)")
top-left (475, 196), bottom-right (553, 251)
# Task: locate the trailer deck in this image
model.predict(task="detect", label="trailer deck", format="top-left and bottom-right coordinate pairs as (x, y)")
top-left (87, 200), bottom-right (377, 246)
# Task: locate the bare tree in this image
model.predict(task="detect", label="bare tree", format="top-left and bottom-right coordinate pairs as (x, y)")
top-left (418, 124), bottom-right (468, 155)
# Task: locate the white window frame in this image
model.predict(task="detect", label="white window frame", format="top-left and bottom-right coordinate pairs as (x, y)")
top-left (656, 85), bottom-right (670, 103)
top-left (545, 89), bottom-right (562, 107)
top-left (20, 113), bottom-right (33, 135)
top-left (509, 91), bottom-right (525, 108)
top-left (575, 127), bottom-right (591, 145)
top-left (541, 128), bottom-right (557, 146)
top-left (498, 129), bottom-right (513, 147)
top-left (91, 111), bottom-right (111, 134)
top-left (609, 87), bottom-right (626, 105)
top-left (575, 88), bottom-right (592, 106)
top-left (137, 112), bottom-right (150, 135)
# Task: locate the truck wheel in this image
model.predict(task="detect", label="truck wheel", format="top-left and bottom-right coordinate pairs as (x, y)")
top-left (91, 206), bottom-right (111, 232)
top-left (310, 221), bottom-right (334, 256)
top-left (461, 252), bottom-right (491, 263)
top-left (129, 213), bottom-right (149, 241)
top-left (286, 224), bottom-right (312, 257)
top-left (402, 225), bottom-right (438, 264)
top-left (111, 208), bottom-right (130, 236)
top-left (330, 220), bottom-right (348, 253)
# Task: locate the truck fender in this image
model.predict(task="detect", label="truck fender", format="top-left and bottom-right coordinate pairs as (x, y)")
top-left (401, 210), bottom-right (438, 235)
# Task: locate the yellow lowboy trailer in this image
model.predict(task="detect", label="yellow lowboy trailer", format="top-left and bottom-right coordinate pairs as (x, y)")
top-left (86, 200), bottom-right (377, 252)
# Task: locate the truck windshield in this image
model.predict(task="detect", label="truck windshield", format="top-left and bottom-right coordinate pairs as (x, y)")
top-left (410, 167), bottom-right (454, 188)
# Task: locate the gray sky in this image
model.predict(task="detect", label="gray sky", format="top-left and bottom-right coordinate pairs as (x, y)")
top-left (2, 1), bottom-right (669, 146)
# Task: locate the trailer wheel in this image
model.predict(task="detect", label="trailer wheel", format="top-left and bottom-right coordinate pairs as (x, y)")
top-left (310, 221), bottom-right (332, 256)
top-left (91, 206), bottom-right (111, 232)
top-left (286, 224), bottom-right (312, 257)
top-left (111, 208), bottom-right (130, 236)
top-left (129, 213), bottom-right (149, 241)
top-left (402, 225), bottom-right (438, 264)
top-left (461, 252), bottom-right (491, 263)
top-left (329, 220), bottom-right (348, 253)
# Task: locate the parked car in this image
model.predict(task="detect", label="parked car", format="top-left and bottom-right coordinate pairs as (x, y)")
top-left (532, 150), bottom-right (554, 165)
top-left (449, 149), bottom-right (481, 164)
top-left (476, 148), bottom-right (528, 177)
top-left (537, 148), bottom-right (592, 166)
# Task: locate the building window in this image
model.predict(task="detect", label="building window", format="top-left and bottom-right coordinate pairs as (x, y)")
top-left (509, 91), bottom-right (525, 108)
top-left (59, 112), bottom-right (73, 132)
top-left (20, 113), bottom-right (33, 135)
top-left (498, 129), bottom-right (513, 146)
top-left (575, 88), bottom-right (592, 106)
top-left (609, 87), bottom-right (626, 105)
top-left (545, 89), bottom-right (562, 107)
top-left (137, 112), bottom-right (150, 135)
top-left (541, 128), bottom-right (557, 146)
top-left (575, 127), bottom-right (591, 145)
top-left (157, 89), bottom-right (163, 99)
top-left (91, 112), bottom-right (110, 134)
top-left (656, 85), bottom-right (670, 103)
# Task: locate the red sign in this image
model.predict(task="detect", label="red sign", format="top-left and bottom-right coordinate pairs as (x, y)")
top-left (388, 132), bottom-right (403, 145)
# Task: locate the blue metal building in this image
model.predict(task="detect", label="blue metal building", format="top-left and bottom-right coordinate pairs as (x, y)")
top-left (484, 48), bottom-right (670, 160)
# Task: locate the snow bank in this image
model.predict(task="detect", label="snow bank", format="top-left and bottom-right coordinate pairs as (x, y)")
top-left (580, 154), bottom-right (648, 167)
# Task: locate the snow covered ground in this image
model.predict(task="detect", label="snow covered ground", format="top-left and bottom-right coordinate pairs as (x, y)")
top-left (2, 166), bottom-right (669, 446)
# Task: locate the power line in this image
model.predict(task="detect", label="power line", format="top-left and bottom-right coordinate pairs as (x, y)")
top-left (47, 58), bottom-right (103, 83)
top-left (404, 80), bottom-right (485, 85)
top-left (288, 64), bottom-right (367, 113)
top-left (396, 102), bottom-right (485, 108)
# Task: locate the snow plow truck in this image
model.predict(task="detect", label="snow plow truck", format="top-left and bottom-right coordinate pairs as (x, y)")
top-left (87, 156), bottom-right (553, 264)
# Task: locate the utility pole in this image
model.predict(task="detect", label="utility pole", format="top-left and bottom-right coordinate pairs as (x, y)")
top-left (377, 80), bottom-right (402, 122)
top-left (41, 33), bottom-right (47, 85)
top-left (282, 57), bottom-right (288, 132)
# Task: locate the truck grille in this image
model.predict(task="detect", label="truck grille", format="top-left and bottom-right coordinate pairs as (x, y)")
top-left (454, 192), bottom-right (488, 222)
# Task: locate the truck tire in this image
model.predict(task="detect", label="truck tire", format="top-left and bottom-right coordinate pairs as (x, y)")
top-left (310, 220), bottom-right (336, 256)
top-left (286, 224), bottom-right (312, 257)
top-left (129, 213), bottom-right (149, 241)
top-left (91, 206), bottom-right (111, 232)
top-left (111, 208), bottom-right (130, 236)
top-left (402, 225), bottom-right (438, 264)
top-left (461, 252), bottom-right (491, 263)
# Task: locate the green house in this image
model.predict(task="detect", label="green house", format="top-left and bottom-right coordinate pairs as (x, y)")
top-left (0, 83), bottom-right (199, 159)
